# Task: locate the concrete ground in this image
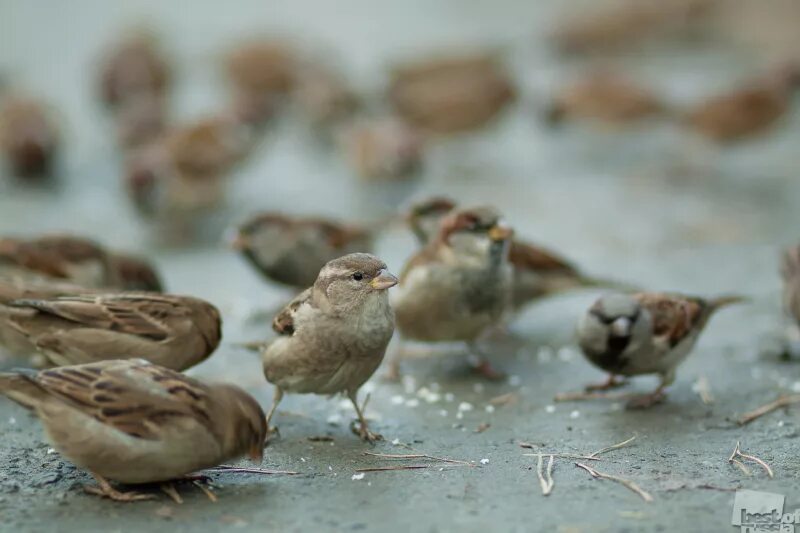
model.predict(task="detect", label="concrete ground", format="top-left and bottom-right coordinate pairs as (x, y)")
top-left (1, 1), bottom-right (800, 531)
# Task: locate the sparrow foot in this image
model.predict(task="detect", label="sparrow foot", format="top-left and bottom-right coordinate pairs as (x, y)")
top-left (264, 425), bottom-right (281, 446)
top-left (626, 390), bottom-right (666, 409)
top-left (350, 420), bottom-right (383, 443)
top-left (471, 359), bottom-right (506, 381)
top-left (585, 375), bottom-right (627, 392)
top-left (160, 483), bottom-right (184, 504)
top-left (84, 475), bottom-right (155, 503)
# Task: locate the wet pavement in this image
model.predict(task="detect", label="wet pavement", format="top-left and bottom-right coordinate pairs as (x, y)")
top-left (1, 1), bottom-right (800, 531)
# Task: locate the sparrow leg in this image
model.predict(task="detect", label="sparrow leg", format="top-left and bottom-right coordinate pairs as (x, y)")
top-left (585, 375), bottom-right (627, 392)
top-left (383, 340), bottom-right (406, 382)
top-left (84, 473), bottom-right (155, 502)
top-left (348, 390), bottom-right (383, 443)
top-left (467, 343), bottom-right (506, 381)
top-left (626, 372), bottom-right (672, 410)
top-left (264, 386), bottom-right (283, 442)
top-left (160, 483), bottom-right (184, 504)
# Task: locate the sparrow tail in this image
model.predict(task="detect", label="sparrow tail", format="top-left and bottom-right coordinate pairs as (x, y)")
top-left (707, 294), bottom-right (748, 312)
top-left (0, 369), bottom-right (46, 410)
top-left (576, 276), bottom-right (640, 292)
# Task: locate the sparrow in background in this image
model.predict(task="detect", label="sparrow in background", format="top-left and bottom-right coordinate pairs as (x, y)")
top-left (0, 95), bottom-right (59, 177)
top-left (0, 235), bottom-right (163, 292)
top-left (392, 206), bottom-right (513, 379)
top-left (261, 253), bottom-right (397, 442)
top-left (389, 53), bottom-right (516, 134)
top-left (576, 291), bottom-right (744, 408)
top-left (780, 245), bottom-right (800, 354)
top-left (340, 117), bottom-right (424, 180)
top-left (545, 70), bottom-right (666, 127)
top-left (230, 213), bottom-right (374, 290)
top-left (98, 29), bottom-right (170, 110)
top-left (405, 196), bottom-right (626, 312)
top-left (0, 359), bottom-right (266, 502)
top-left (293, 59), bottom-right (359, 134)
top-left (0, 292), bottom-right (221, 370)
top-left (684, 64), bottom-right (800, 142)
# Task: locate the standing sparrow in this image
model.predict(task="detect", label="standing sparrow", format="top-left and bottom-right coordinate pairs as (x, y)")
top-left (545, 70), bottom-right (666, 126)
top-left (293, 59), bottom-right (359, 134)
top-left (261, 253), bottom-right (398, 442)
top-left (0, 95), bottom-right (59, 177)
top-left (230, 213), bottom-right (374, 290)
top-left (0, 359), bottom-right (266, 502)
top-left (0, 292), bottom-right (221, 370)
top-left (780, 245), bottom-right (800, 355)
top-left (389, 53), bottom-right (516, 134)
top-left (0, 235), bottom-right (163, 292)
top-left (684, 64), bottom-right (799, 142)
top-left (576, 291), bottom-right (743, 408)
top-left (392, 206), bottom-right (513, 379)
top-left (98, 30), bottom-right (170, 110)
top-left (340, 117), bottom-right (424, 180)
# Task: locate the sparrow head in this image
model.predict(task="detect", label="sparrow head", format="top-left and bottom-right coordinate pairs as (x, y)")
top-left (578, 293), bottom-right (651, 359)
top-left (213, 384), bottom-right (268, 463)
top-left (315, 253), bottom-right (398, 311)
top-left (406, 196), bottom-right (456, 244)
top-left (229, 213), bottom-right (290, 253)
top-left (438, 206), bottom-right (513, 259)
top-left (107, 253), bottom-right (164, 292)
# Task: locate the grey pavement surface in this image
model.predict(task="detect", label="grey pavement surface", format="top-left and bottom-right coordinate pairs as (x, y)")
top-left (1, 1), bottom-right (800, 532)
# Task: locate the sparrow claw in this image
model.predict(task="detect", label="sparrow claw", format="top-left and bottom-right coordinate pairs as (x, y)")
top-left (471, 359), bottom-right (506, 381)
top-left (585, 375), bottom-right (627, 392)
top-left (84, 484), bottom-right (155, 503)
top-left (625, 390), bottom-right (666, 409)
top-left (264, 425), bottom-right (280, 446)
top-left (350, 420), bottom-right (383, 443)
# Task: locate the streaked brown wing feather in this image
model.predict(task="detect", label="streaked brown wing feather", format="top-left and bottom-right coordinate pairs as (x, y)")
top-left (508, 240), bottom-right (577, 274)
top-left (636, 292), bottom-right (705, 348)
top-left (272, 288), bottom-right (312, 335)
top-left (399, 244), bottom-right (440, 282)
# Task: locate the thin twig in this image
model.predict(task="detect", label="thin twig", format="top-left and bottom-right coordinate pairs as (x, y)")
top-left (536, 454), bottom-right (555, 496)
top-left (731, 459), bottom-right (751, 476)
top-left (575, 463), bottom-right (653, 503)
top-left (205, 466), bottom-right (300, 475)
top-left (728, 441), bottom-right (774, 478)
top-left (193, 481), bottom-right (218, 503)
top-left (694, 376), bottom-right (714, 405)
top-left (489, 392), bottom-right (518, 406)
top-left (362, 452), bottom-right (472, 466)
top-left (355, 465), bottom-right (436, 473)
top-left (522, 453), bottom-right (602, 461)
top-left (738, 395), bottom-right (800, 425)
top-left (588, 436), bottom-right (636, 458)
top-left (554, 391), bottom-right (632, 402)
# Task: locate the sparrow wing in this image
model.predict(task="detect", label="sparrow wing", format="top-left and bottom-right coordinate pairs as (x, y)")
top-left (272, 288), bottom-right (313, 335)
top-left (635, 293), bottom-right (706, 348)
top-left (508, 239), bottom-right (578, 275)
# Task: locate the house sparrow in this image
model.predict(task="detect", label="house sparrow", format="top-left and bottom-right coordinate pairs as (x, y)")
top-left (781, 245), bottom-right (800, 353)
top-left (340, 117), bottom-right (424, 180)
top-left (0, 359), bottom-right (266, 502)
top-left (293, 60), bottom-right (359, 134)
top-left (230, 213), bottom-right (374, 290)
top-left (684, 65), bottom-right (800, 142)
top-left (0, 235), bottom-right (163, 292)
top-left (0, 95), bottom-right (59, 177)
top-left (0, 292), bottom-right (221, 370)
top-left (389, 53), bottom-right (516, 134)
top-left (405, 197), bottom-right (624, 311)
top-left (114, 94), bottom-right (168, 149)
top-left (545, 70), bottom-right (666, 126)
top-left (261, 253), bottom-right (397, 442)
top-left (577, 291), bottom-right (743, 408)
top-left (392, 206), bottom-right (513, 379)
top-left (98, 30), bottom-right (170, 109)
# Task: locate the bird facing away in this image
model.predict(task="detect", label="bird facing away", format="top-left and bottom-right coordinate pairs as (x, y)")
top-left (261, 253), bottom-right (397, 442)
top-left (0, 359), bottom-right (266, 502)
top-left (577, 291), bottom-right (744, 408)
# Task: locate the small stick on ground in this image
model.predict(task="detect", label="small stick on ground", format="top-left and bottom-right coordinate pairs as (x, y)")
top-left (694, 376), bottom-right (714, 405)
top-left (522, 453), bottom-right (602, 461)
top-left (554, 391), bottom-right (632, 402)
top-left (193, 481), bottom-right (218, 503)
top-left (204, 466), bottom-right (300, 475)
top-left (362, 452), bottom-right (473, 466)
top-left (588, 436), bottom-right (636, 459)
top-left (738, 395), bottom-right (800, 425)
top-left (728, 441), bottom-right (774, 478)
top-left (355, 465), bottom-right (437, 473)
top-left (575, 463), bottom-right (653, 503)
top-left (489, 392), bottom-right (519, 406)
top-left (536, 454), bottom-right (554, 496)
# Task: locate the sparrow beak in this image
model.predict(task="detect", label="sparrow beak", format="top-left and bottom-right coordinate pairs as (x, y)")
top-left (610, 317), bottom-right (632, 338)
top-left (226, 228), bottom-right (248, 251)
top-left (488, 223), bottom-right (513, 242)
top-left (249, 445), bottom-right (264, 463)
top-left (370, 269), bottom-right (399, 290)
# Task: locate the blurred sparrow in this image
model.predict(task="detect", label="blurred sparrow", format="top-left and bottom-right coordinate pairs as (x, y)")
top-left (341, 117), bottom-right (424, 180)
top-left (98, 29), bottom-right (170, 109)
top-left (261, 253), bottom-right (397, 442)
top-left (0, 95), bottom-right (59, 177)
top-left (685, 64), bottom-right (800, 142)
top-left (576, 291), bottom-right (743, 408)
top-left (230, 213), bottom-right (374, 290)
top-left (293, 59), bottom-right (359, 133)
top-left (392, 206), bottom-right (513, 379)
top-left (115, 94), bottom-right (168, 149)
top-left (406, 197), bottom-right (625, 311)
top-left (0, 235), bottom-right (163, 292)
top-left (780, 245), bottom-right (800, 355)
top-left (0, 359), bottom-right (266, 502)
top-left (545, 70), bottom-right (666, 126)
top-left (0, 292), bottom-right (221, 370)
top-left (389, 53), bottom-right (516, 134)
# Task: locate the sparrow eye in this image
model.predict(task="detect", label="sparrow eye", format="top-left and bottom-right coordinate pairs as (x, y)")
top-left (352, 272), bottom-right (364, 281)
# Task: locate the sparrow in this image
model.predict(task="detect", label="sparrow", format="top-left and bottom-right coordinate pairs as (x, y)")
top-left (0, 235), bottom-right (163, 292)
top-left (261, 253), bottom-right (398, 442)
top-left (545, 70), bottom-right (666, 126)
top-left (0, 359), bottom-right (266, 502)
top-left (340, 117), bottom-right (424, 180)
top-left (780, 245), bottom-right (800, 352)
top-left (293, 60), bottom-right (359, 134)
top-left (0, 292), bottom-right (221, 370)
top-left (405, 196), bottom-right (625, 311)
top-left (98, 30), bottom-right (170, 109)
top-left (0, 95), bottom-right (59, 177)
top-left (230, 213), bottom-right (374, 290)
top-left (576, 291), bottom-right (744, 408)
top-left (684, 64), bottom-right (799, 142)
top-left (392, 206), bottom-right (514, 379)
top-left (388, 53), bottom-right (516, 134)
top-left (224, 40), bottom-right (295, 127)
top-left (114, 94), bottom-right (168, 149)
